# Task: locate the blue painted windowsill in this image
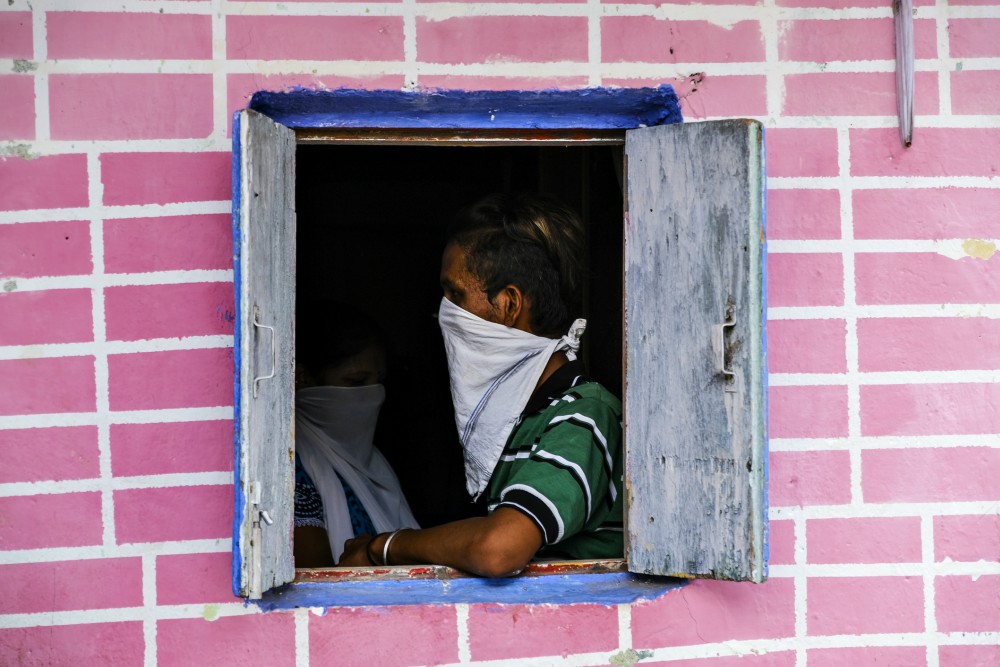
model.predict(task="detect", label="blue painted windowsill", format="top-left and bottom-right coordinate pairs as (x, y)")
top-left (258, 571), bottom-right (685, 610)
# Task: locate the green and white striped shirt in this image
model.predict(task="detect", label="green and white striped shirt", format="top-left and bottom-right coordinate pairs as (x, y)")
top-left (486, 361), bottom-right (624, 560)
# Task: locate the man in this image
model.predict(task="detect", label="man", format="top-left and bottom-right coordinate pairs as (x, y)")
top-left (340, 193), bottom-right (622, 576)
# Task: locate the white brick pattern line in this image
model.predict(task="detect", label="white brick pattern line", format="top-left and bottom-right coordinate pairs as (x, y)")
top-left (770, 501), bottom-right (1000, 521)
top-left (142, 553), bottom-right (158, 667)
top-left (87, 150), bottom-right (117, 549)
top-left (0, 335), bottom-right (235, 362)
top-left (0, 601), bottom-right (267, 630)
top-left (617, 603), bottom-right (632, 655)
top-left (0, 201), bottom-right (233, 224)
top-left (770, 371), bottom-right (1000, 385)
top-left (836, 125), bottom-right (864, 508)
top-left (0, 406), bottom-right (232, 431)
top-left (769, 561), bottom-right (1000, 578)
top-left (0, 141), bottom-right (234, 159)
top-left (31, 4), bottom-right (49, 143)
top-left (0, 472), bottom-right (234, 499)
top-left (294, 608), bottom-right (310, 667)
top-left (4, 55), bottom-right (999, 87)
top-left (587, 0), bottom-right (602, 88)
top-left (937, 0), bottom-right (952, 115)
top-left (211, 0), bottom-right (229, 143)
top-left (771, 433), bottom-right (1000, 452)
top-left (456, 603), bottom-right (473, 663)
top-left (769, 304), bottom-right (1000, 320)
top-left (1, 271), bottom-right (235, 292)
top-left (922, 515), bottom-right (940, 667)
top-left (793, 513), bottom-right (807, 667)
top-left (396, 632), bottom-right (1000, 667)
top-left (770, 174), bottom-right (1000, 187)
top-left (763, 0), bottom-right (782, 121)
top-left (403, 0), bottom-right (419, 89)
top-left (0, 539), bottom-right (230, 566)
top-left (4, 54), bottom-right (1000, 78)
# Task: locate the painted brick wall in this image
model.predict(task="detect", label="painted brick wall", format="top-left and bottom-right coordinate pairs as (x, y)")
top-left (0, 1), bottom-right (997, 665)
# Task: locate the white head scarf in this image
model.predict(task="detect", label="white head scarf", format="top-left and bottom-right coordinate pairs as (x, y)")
top-left (438, 297), bottom-right (586, 499)
top-left (295, 384), bottom-right (419, 562)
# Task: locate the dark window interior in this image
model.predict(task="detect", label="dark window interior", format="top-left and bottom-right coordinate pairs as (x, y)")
top-left (295, 143), bottom-right (624, 530)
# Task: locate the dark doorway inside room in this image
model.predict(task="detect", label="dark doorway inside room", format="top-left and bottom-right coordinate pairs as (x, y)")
top-left (294, 142), bottom-right (625, 529)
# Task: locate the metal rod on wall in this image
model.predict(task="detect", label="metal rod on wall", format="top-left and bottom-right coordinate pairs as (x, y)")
top-left (894, 0), bottom-right (915, 148)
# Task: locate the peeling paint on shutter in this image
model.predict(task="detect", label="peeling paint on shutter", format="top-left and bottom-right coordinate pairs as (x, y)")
top-left (624, 119), bottom-right (767, 582)
top-left (234, 109), bottom-right (297, 598)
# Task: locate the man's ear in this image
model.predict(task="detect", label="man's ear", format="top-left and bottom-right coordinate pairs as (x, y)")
top-left (495, 284), bottom-right (532, 331)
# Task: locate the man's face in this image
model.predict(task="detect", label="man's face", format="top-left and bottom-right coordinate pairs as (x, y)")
top-left (440, 242), bottom-right (503, 324)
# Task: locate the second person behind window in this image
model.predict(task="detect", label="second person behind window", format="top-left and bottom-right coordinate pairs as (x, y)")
top-left (293, 301), bottom-right (419, 567)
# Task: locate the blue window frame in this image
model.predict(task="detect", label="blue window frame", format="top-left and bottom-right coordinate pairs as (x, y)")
top-left (231, 87), bottom-right (767, 608)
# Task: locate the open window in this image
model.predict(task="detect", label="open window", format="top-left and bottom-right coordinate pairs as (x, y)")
top-left (232, 89), bottom-right (766, 604)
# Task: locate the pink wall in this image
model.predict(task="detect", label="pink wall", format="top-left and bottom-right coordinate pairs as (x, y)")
top-left (1, 1), bottom-right (998, 665)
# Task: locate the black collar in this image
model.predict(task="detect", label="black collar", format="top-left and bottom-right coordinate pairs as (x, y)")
top-left (522, 359), bottom-right (587, 416)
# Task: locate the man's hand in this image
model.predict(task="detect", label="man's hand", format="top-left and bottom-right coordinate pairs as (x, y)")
top-left (337, 534), bottom-right (375, 567)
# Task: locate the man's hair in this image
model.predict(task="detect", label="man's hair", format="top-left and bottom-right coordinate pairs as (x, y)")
top-left (447, 193), bottom-right (586, 337)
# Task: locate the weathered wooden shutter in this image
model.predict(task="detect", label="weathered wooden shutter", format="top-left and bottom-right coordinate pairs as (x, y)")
top-left (234, 109), bottom-right (296, 598)
top-left (624, 119), bottom-right (767, 582)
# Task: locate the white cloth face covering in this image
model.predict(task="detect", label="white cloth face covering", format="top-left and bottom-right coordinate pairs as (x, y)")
top-left (295, 384), bottom-right (419, 562)
top-left (438, 297), bottom-right (587, 499)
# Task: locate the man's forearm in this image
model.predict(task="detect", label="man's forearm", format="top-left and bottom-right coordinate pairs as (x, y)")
top-left (361, 507), bottom-right (543, 578)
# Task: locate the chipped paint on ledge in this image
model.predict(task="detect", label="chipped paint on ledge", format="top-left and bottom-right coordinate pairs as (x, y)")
top-left (255, 572), bottom-right (685, 610)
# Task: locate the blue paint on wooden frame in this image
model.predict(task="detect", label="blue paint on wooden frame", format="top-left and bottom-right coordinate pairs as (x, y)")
top-left (259, 573), bottom-right (684, 610)
top-left (249, 85), bottom-right (682, 130)
top-left (230, 110), bottom-right (246, 597)
top-left (233, 85), bottom-right (685, 607)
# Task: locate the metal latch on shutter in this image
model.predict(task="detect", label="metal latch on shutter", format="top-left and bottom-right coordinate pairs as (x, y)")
top-left (247, 481), bottom-right (273, 599)
top-left (713, 307), bottom-right (738, 393)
